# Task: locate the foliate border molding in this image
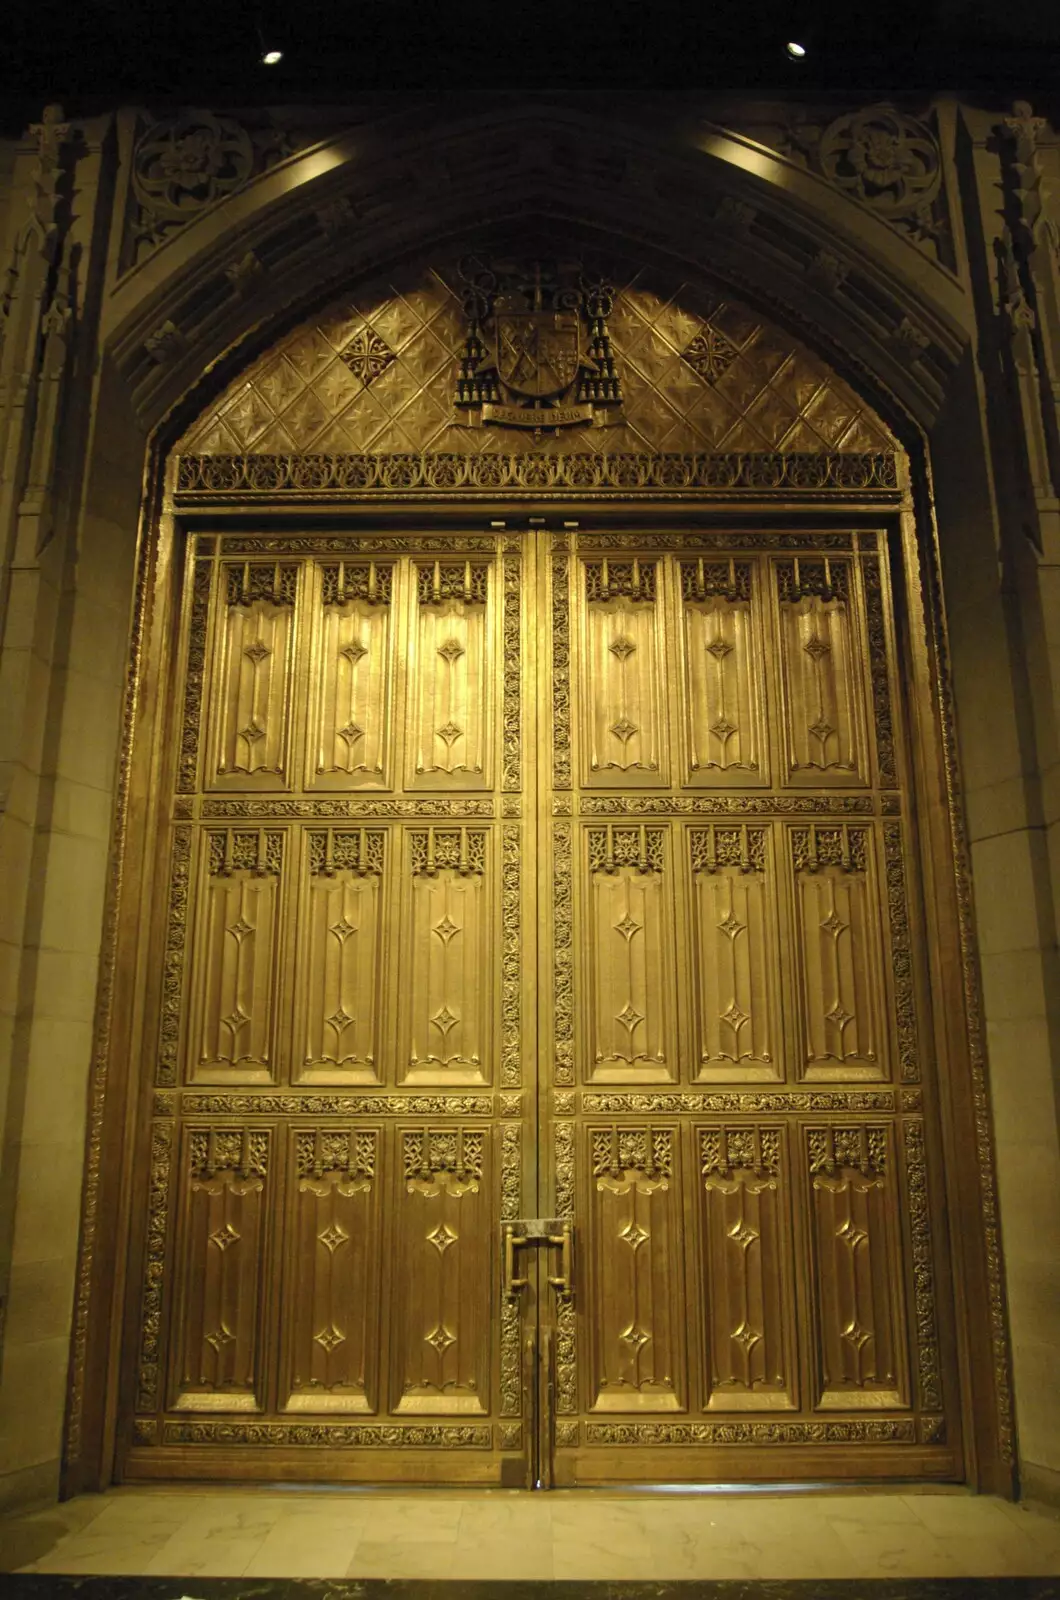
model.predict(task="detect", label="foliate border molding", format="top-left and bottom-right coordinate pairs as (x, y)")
top-left (582, 1091), bottom-right (897, 1113)
top-left (159, 1421), bottom-right (492, 1448)
top-left (500, 825), bottom-right (521, 1089)
top-left (584, 1419), bottom-right (917, 1446)
top-left (135, 1120), bottom-right (174, 1412)
top-left (175, 452), bottom-right (900, 501)
top-left (903, 1117), bottom-right (943, 1415)
top-left (178, 1093), bottom-right (495, 1115)
top-left (499, 1122), bottom-right (522, 1418)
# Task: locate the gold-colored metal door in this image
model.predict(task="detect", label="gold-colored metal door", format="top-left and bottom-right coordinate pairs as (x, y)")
top-left (124, 520), bottom-right (959, 1489)
top-left (538, 527), bottom-right (960, 1485)
top-left (125, 528), bottom-right (539, 1485)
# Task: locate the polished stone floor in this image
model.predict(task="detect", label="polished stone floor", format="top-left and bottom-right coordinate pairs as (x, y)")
top-left (1, 1486), bottom-right (1059, 1584)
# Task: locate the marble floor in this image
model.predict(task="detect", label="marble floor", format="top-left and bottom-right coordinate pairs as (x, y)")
top-left (1, 1486), bottom-right (1059, 1582)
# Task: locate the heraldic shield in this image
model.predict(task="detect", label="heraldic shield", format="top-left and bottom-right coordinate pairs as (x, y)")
top-left (495, 311), bottom-right (582, 400)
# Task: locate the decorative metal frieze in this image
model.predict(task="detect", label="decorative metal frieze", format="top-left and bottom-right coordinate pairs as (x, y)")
top-left (135, 1120), bottom-right (174, 1412)
top-left (156, 827), bottom-right (192, 1086)
top-left (201, 797), bottom-right (495, 818)
top-left (161, 1421), bottom-right (492, 1447)
top-left (220, 534), bottom-right (500, 556)
top-left (903, 1118), bottom-right (943, 1414)
top-left (584, 1419), bottom-right (916, 1445)
top-left (583, 1090), bottom-right (896, 1113)
top-left (455, 258), bottom-right (622, 430)
top-left (552, 822), bottom-right (574, 1084)
top-left (499, 1123), bottom-right (522, 1417)
top-left (862, 555), bottom-right (898, 787)
top-left (179, 1093), bottom-right (495, 1115)
top-left (553, 1121), bottom-right (577, 1415)
top-left (502, 552), bottom-right (521, 792)
top-left (582, 795), bottom-right (874, 815)
top-left (175, 452), bottom-right (900, 499)
top-left (501, 826), bottom-right (521, 1088)
top-left (884, 821), bottom-right (920, 1084)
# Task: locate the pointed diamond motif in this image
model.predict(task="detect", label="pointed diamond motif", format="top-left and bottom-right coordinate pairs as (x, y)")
top-left (717, 910), bottom-right (744, 940)
top-left (842, 1319), bottom-right (872, 1351)
top-left (613, 912), bottom-right (641, 942)
top-left (319, 1222), bottom-right (349, 1254)
top-left (223, 1006), bottom-right (248, 1032)
top-left (809, 717), bottom-right (834, 742)
top-left (615, 1002), bottom-right (644, 1035)
top-left (340, 640), bottom-right (368, 664)
top-left (433, 915), bottom-right (460, 945)
top-left (610, 717), bottom-right (638, 744)
top-left (205, 1324), bottom-right (235, 1350)
top-left (710, 717), bottom-right (738, 741)
top-left (609, 635), bottom-right (637, 662)
top-left (228, 918), bottom-right (254, 941)
top-left (436, 720), bottom-right (463, 747)
top-left (243, 640), bottom-right (271, 663)
top-left (327, 1007), bottom-right (354, 1032)
top-left (209, 1223), bottom-right (240, 1252)
top-left (620, 1220), bottom-right (650, 1252)
top-left (706, 636), bottom-right (733, 660)
top-left (721, 1001), bottom-right (749, 1031)
top-left (732, 1320), bottom-right (762, 1352)
top-left (425, 1324), bottom-right (456, 1354)
top-left (838, 1218), bottom-right (869, 1250)
top-left (338, 722), bottom-right (364, 746)
top-left (437, 637), bottom-right (465, 664)
top-left (728, 1219), bottom-right (760, 1251)
top-left (432, 1004), bottom-right (459, 1037)
top-left (619, 1323), bottom-right (650, 1352)
top-left (826, 1002), bottom-right (853, 1029)
top-left (427, 1222), bottom-right (458, 1255)
top-left (314, 1324), bottom-right (345, 1353)
top-left (239, 720), bottom-right (265, 743)
top-left (804, 633), bottom-right (831, 661)
top-left (820, 910), bottom-right (846, 936)
top-left (330, 917), bottom-right (358, 942)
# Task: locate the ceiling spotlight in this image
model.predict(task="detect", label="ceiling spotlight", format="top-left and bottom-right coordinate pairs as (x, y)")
top-left (786, 39), bottom-right (807, 58)
top-left (261, 46), bottom-right (284, 64)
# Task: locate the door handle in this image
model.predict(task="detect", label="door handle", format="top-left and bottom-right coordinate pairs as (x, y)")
top-left (502, 1222), bottom-right (529, 1295)
top-left (546, 1219), bottom-right (573, 1296)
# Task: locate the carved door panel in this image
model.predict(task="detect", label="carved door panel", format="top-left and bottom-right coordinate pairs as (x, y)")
top-left (128, 531), bottom-right (536, 1485)
top-left (542, 530), bottom-right (959, 1484)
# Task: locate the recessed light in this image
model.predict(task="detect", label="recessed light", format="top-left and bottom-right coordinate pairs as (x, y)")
top-left (261, 47), bottom-right (283, 64)
top-left (786, 40), bottom-right (807, 58)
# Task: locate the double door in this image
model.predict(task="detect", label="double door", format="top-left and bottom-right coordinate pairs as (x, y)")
top-left (123, 522), bottom-right (959, 1485)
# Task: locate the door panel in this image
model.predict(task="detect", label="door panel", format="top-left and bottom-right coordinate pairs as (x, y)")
top-left (124, 523), bottom-right (958, 1487)
top-left (127, 530), bottom-right (534, 1483)
top-left (543, 528), bottom-right (958, 1484)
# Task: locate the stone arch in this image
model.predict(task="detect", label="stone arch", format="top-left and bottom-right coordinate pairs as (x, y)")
top-left (59, 120), bottom-right (1021, 1499)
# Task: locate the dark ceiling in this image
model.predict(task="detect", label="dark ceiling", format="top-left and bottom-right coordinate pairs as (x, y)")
top-left (2, 0), bottom-right (1059, 123)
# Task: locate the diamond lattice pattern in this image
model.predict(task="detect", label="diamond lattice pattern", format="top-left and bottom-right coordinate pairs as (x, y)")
top-left (181, 263), bottom-right (892, 457)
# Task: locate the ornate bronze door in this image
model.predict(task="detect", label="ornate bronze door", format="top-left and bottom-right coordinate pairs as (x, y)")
top-left (124, 521), bottom-right (959, 1487)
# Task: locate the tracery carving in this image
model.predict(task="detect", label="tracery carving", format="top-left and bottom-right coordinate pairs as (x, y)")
top-left (790, 824), bottom-right (868, 873)
top-left (307, 828), bottom-right (385, 876)
top-left (409, 826), bottom-right (486, 876)
top-left (416, 560), bottom-right (489, 606)
top-left (585, 559), bottom-right (657, 603)
top-left (808, 1124), bottom-right (887, 1178)
top-left (863, 556), bottom-right (897, 786)
top-left (403, 1128), bottom-right (484, 1183)
top-left (689, 824), bottom-right (767, 873)
top-left (701, 1125), bottom-right (780, 1178)
top-left (294, 1130), bottom-right (377, 1179)
top-left (591, 1125), bottom-right (673, 1182)
top-left (588, 825), bottom-right (665, 874)
top-left (320, 561), bottom-right (393, 606)
top-left (189, 1128), bottom-right (269, 1178)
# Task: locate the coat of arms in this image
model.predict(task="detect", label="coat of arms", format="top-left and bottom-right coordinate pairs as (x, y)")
top-left (455, 258), bottom-right (623, 430)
